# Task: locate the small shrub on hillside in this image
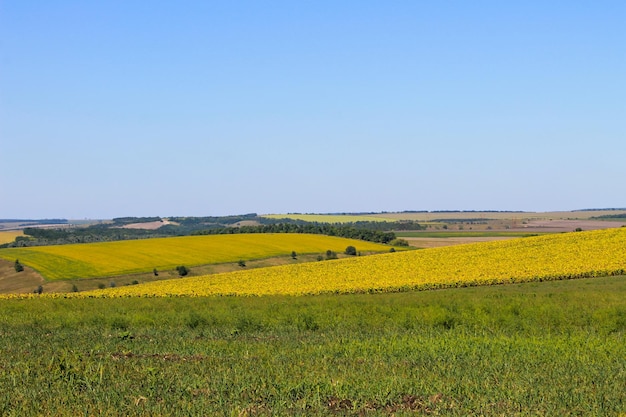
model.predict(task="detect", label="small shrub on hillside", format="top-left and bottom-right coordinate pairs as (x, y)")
top-left (98, 283), bottom-right (106, 289)
top-left (14, 259), bottom-right (24, 272)
top-left (389, 238), bottom-right (409, 247)
top-left (345, 246), bottom-right (357, 256)
top-left (176, 265), bottom-right (189, 276)
top-left (325, 250), bottom-right (338, 260)
top-left (71, 284), bottom-right (78, 292)
top-left (238, 260), bottom-right (246, 267)
top-left (34, 285), bottom-right (43, 294)
top-left (291, 251), bottom-right (297, 259)
top-left (153, 268), bottom-right (159, 276)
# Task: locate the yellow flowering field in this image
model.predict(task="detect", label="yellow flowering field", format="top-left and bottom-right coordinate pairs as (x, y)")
top-left (57, 227), bottom-right (626, 298)
top-left (0, 234), bottom-right (391, 280)
top-left (262, 214), bottom-right (397, 223)
top-left (0, 231), bottom-right (23, 245)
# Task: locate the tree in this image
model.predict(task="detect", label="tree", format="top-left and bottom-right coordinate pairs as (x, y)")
top-left (238, 260), bottom-right (246, 267)
top-left (291, 251), bottom-right (297, 260)
top-left (325, 250), bottom-right (338, 260)
top-left (153, 268), bottom-right (159, 276)
top-left (345, 246), bottom-right (357, 256)
top-left (14, 259), bottom-right (24, 272)
top-left (389, 238), bottom-right (409, 247)
top-left (176, 265), bottom-right (189, 276)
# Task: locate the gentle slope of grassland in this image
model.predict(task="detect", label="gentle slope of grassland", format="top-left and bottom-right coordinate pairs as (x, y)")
top-left (0, 234), bottom-right (392, 280)
top-left (0, 276), bottom-right (624, 415)
top-left (61, 227), bottom-right (626, 298)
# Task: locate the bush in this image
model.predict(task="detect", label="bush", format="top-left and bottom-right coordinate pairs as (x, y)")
top-left (14, 259), bottom-right (24, 272)
top-left (389, 238), bottom-right (409, 247)
top-left (98, 283), bottom-right (106, 289)
top-left (176, 265), bottom-right (189, 276)
top-left (325, 250), bottom-right (338, 260)
top-left (71, 284), bottom-right (79, 292)
top-left (34, 285), bottom-right (43, 294)
top-left (345, 246), bottom-right (357, 256)
top-left (153, 268), bottom-right (159, 276)
top-left (238, 260), bottom-right (246, 267)
top-left (291, 251), bottom-right (297, 259)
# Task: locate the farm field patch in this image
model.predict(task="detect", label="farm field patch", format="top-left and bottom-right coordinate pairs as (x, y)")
top-left (370, 209), bottom-right (626, 222)
top-left (0, 231), bottom-right (23, 245)
top-left (395, 231), bottom-right (543, 238)
top-left (49, 227), bottom-right (626, 298)
top-left (262, 213), bottom-right (397, 223)
top-left (0, 234), bottom-right (392, 281)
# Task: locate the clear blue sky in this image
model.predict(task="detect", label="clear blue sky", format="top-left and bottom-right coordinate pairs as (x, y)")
top-left (1, 1), bottom-right (624, 219)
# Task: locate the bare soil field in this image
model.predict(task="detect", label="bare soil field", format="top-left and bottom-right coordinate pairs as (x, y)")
top-left (0, 258), bottom-right (45, 293)
top-left (512, 219), bottom-right (626, 233)
top-left (120, 219), bottom-right (172, 230)
top-left (372, 210), bottom-right (626, 222)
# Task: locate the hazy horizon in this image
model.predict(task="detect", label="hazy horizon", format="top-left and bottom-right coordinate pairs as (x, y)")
top-left (3, 207), bottom-right (626, 222)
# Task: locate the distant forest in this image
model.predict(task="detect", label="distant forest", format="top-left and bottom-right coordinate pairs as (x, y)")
top-left (1, 214), bottom-right (424, 248)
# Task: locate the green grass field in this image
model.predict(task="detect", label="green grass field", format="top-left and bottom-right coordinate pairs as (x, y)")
top-left (0, 276), bottom-right (624, 416)
top-left (0, 234), bottom-right (392, 281)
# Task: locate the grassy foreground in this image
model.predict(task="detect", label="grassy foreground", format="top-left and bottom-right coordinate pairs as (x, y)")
top-left (1, 276), bottom-right (625, 416)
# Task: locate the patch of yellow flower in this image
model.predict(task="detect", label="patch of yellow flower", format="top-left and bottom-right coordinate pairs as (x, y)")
top-left (67, 227), bottom-right (626, 298)
top-left (0, 234), bottom-right (392, 280)
top-left (2, 228), bottom-right (624, 299)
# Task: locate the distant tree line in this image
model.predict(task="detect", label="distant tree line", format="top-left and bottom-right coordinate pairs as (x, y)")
top-left (0, 215), bottom-right (424, 247)
top-left (111, 217), bottom-right (162, 225)
top-left (590, 214), bottom-right (626, 220)
top-left (258, 218), bottom-right (425, 232)
top-left (192, 223), bottom-right (398, 244)
top-left (0, 219), bottom-right (68, 224)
